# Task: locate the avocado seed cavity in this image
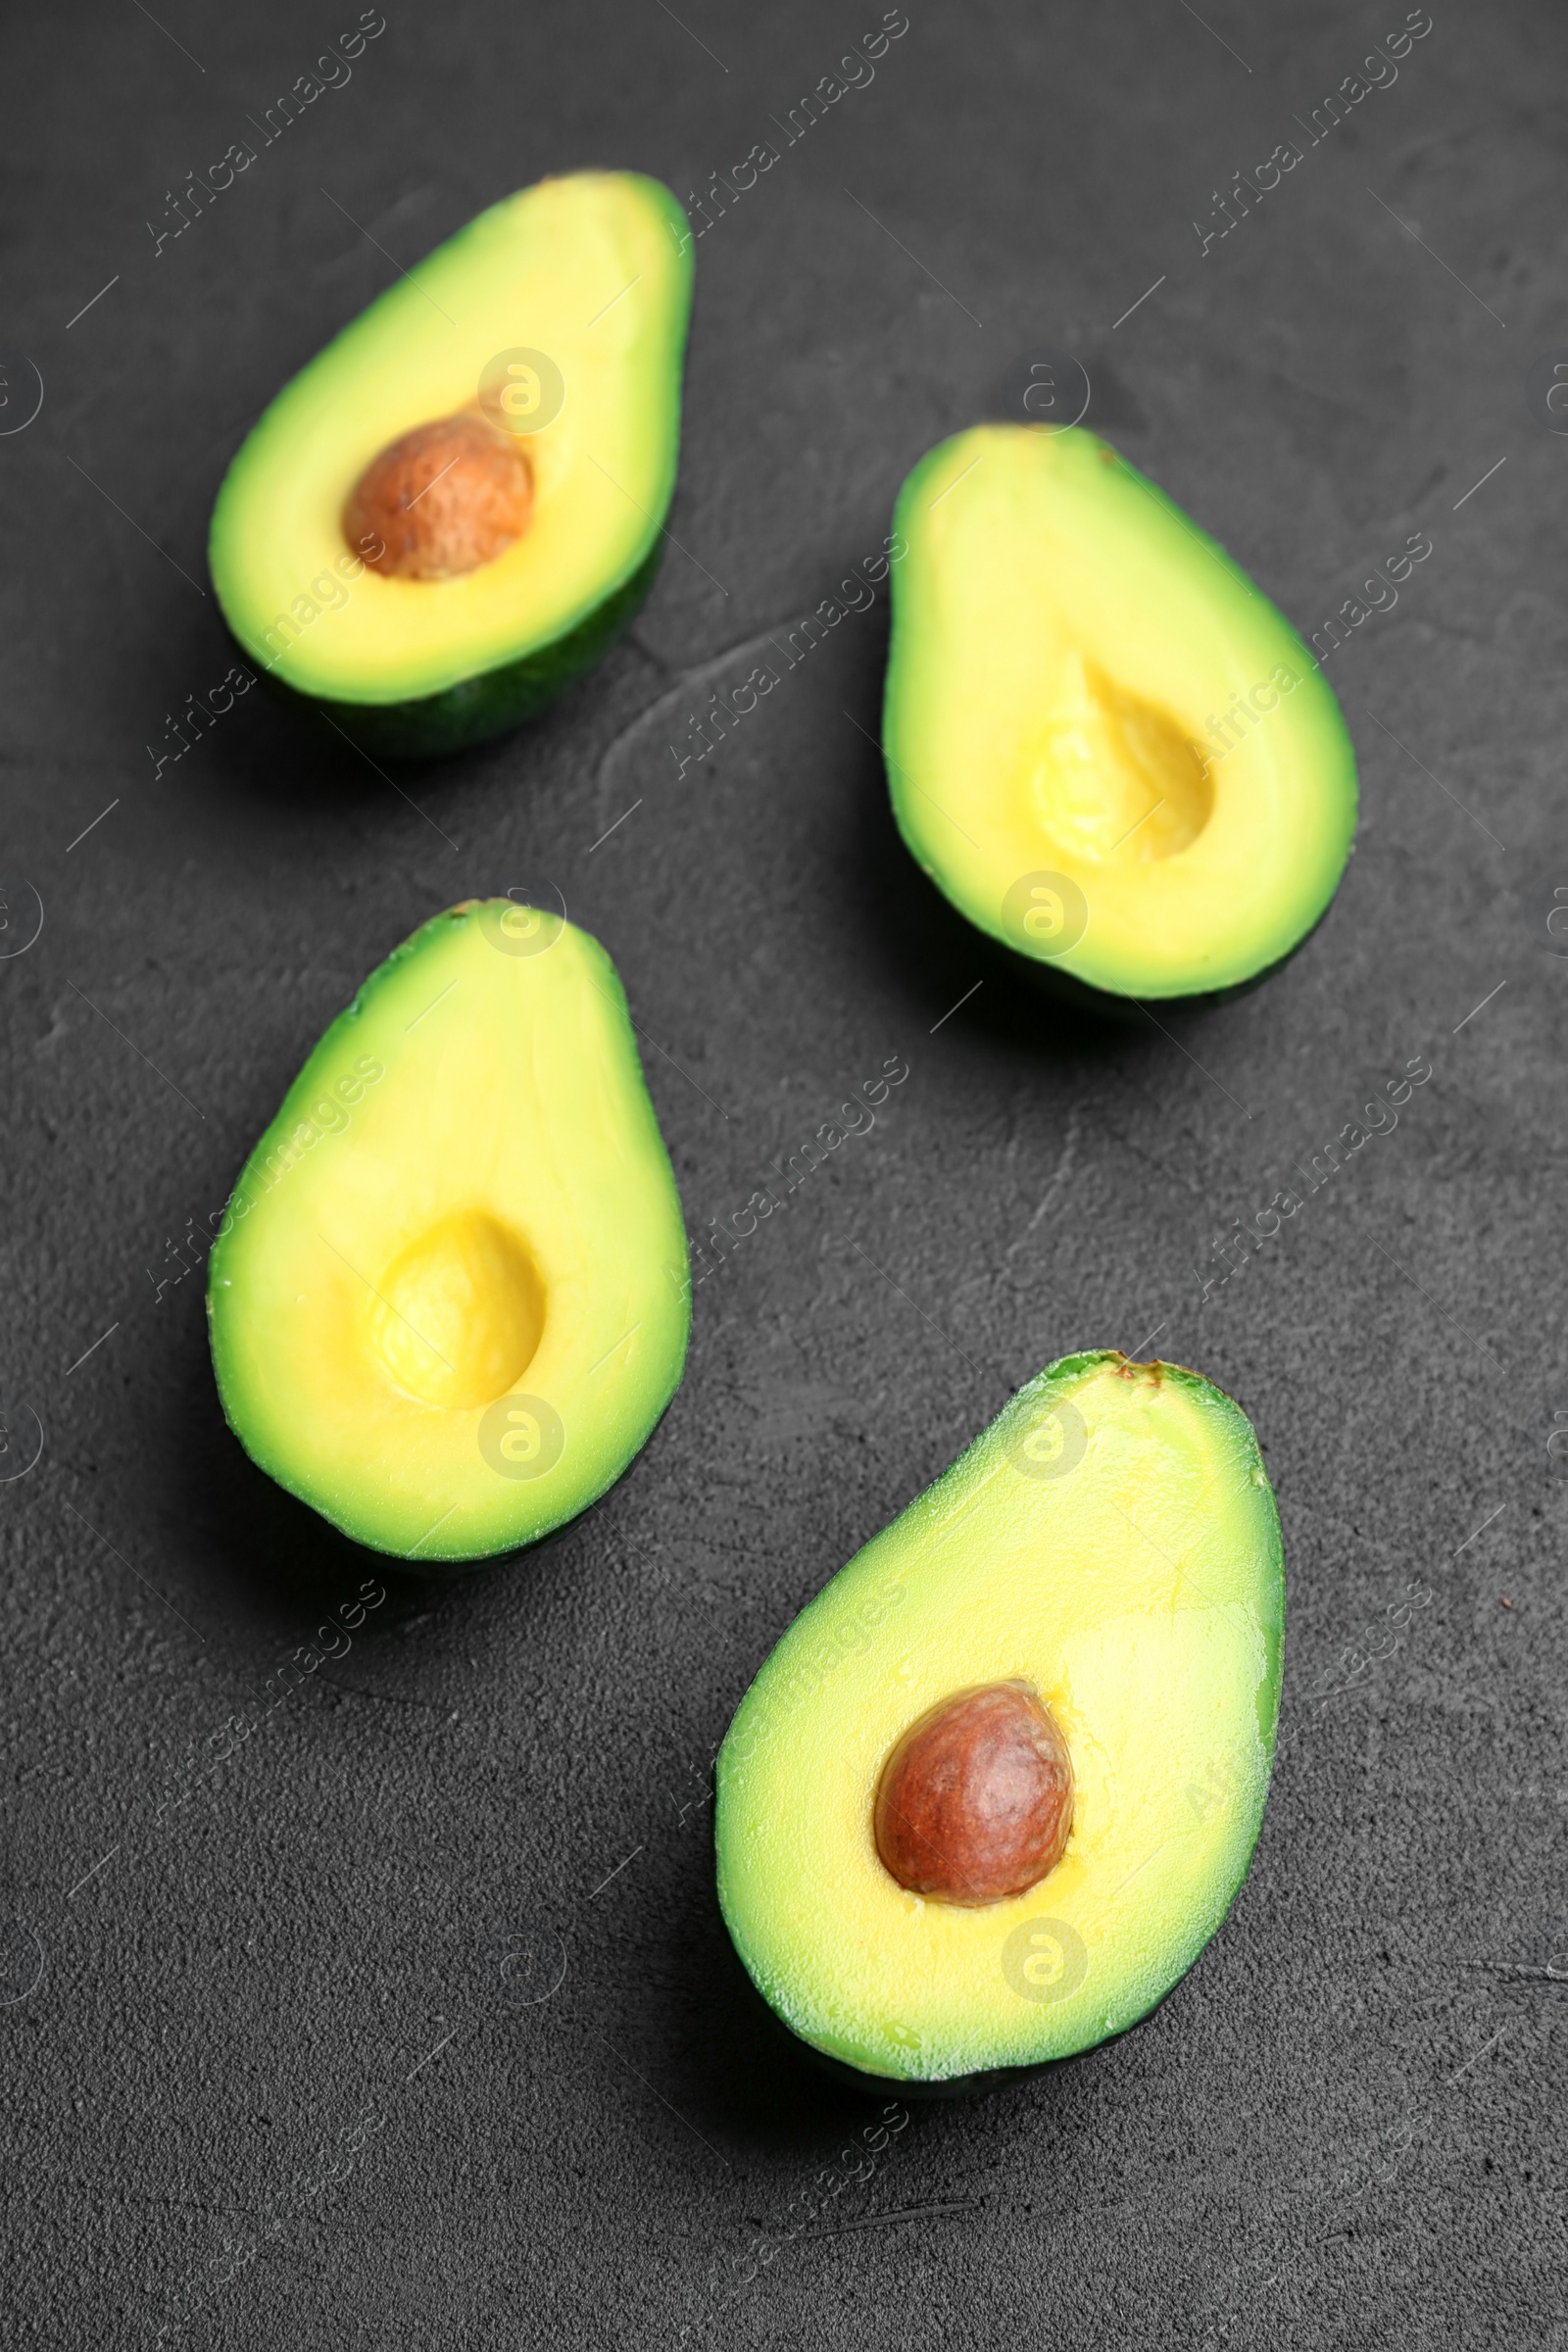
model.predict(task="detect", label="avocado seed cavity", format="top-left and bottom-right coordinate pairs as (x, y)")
top-left (369, 1209), bottom-right (546, 1409)
top-left (873, 1679), bottom-right (1074, 1906)
top-left (344, 412), bottom-right (534, 582)
top-left (1031, 652), bottom-right (1213, 864)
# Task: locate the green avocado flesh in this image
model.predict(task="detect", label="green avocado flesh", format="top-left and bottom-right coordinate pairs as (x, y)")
top-left (207, 903), bottom-right (689, 1562)
top-left (883, 427), bottom-right (1357, 1002)
top-left (210, 172), bottom-right (692, 757)
top-left (715, 1353), bottom-right (1283, 2086)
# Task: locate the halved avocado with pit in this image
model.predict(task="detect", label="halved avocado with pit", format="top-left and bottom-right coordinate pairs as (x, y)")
top-left (883, 426), bottom-right (1356, 1007)
top-left (210, 172), bottom-right (693, 757)
top-left (715, 1352), bottom-right (1283, 2089)
top-left (207, 901), bottom-right (690, 1562)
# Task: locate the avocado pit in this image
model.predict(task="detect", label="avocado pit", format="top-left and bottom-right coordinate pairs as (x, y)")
top-left (873, 1679), bottom-right (1074, 1906)
top-left (344, 412), bottom-right (534, 581)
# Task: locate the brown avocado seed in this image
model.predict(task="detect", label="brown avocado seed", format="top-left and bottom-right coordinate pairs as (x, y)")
top-left (343, 411), bottom-right (534, 581)
top-left (873, 1679), bottom-right (1074, 1906)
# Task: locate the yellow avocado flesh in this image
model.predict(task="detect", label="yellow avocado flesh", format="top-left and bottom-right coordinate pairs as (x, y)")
top-left (207, 905), bottom-right (689, 1561)
top-left (209, 172), bottom-right (691, 705)
top-left (883, 427), bottom-right (1357, 999)
top-left (714, 1354), bottom-right (1283, 2083)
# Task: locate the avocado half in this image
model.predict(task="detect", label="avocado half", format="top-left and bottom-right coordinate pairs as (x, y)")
top-left (714, 1353), bottom-right (1283, 2090)
top-left (883, 427), bottom-right (1357, 1007)
top-left (207, 902), bottom-right (690, 1562)
top-left (210, 172), bottom-right (693, 758)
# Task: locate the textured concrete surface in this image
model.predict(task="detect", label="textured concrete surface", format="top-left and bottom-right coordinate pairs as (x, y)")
top-left (2, 1), bottom-right (1565, 2344)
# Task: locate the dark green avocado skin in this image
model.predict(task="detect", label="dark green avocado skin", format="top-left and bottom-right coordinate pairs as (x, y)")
top-left (946, 888), bottom-right (1339, 1025)
top-left (248, 542), bottom-right (663, 760)
top-left (748, 1961), bottom-right (1175, 2100)
top-left (1016, 898), bottom-right (1336, 1022)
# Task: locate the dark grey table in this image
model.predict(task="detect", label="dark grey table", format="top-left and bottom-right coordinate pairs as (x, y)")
top-left (3, 2), bottom-right (1562, 2344)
